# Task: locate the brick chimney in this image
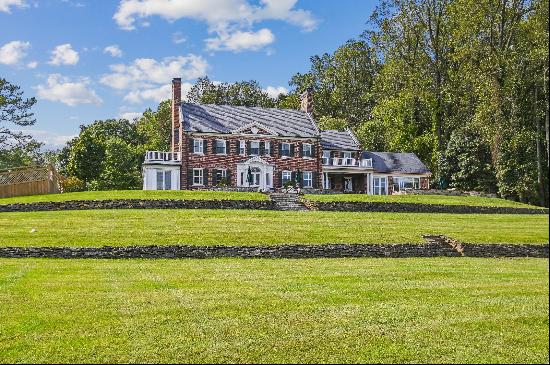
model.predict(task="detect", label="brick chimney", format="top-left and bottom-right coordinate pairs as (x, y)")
top-left (300, 87), bottom-right (313, 114)
top-left (171, 78), bottom-right (181, 152)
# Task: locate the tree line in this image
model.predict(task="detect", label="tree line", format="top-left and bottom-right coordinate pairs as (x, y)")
top-left (1, 0), bottom-right (548, 205)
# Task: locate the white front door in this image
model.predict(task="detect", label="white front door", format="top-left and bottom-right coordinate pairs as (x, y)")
top-left (237, 157), bottom-right (274, 191)
top-left (344, 177), bottom-right (353, 192)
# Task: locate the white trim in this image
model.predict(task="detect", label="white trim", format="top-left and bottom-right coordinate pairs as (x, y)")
top-left (214, 139), bottom-right (227, 155)
top-left (302, 143), bottom-right (313, 158)
top-left (232, 121), bottom-right (279, 136)
top-left (192, 168), bottom-right (204, 186)
top-left (193, 138), bottom-right (204, 154)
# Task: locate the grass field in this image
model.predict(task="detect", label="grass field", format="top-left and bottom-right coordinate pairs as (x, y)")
top-left (0, 190), bottom-right (267, 205)
top-left (304, 193), bottom-right (542, 208)
top-left (0, 209), bottom-right (547, 247)
top-left (0, 258), bottom-right (547, 364)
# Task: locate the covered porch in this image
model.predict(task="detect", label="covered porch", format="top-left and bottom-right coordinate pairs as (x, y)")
top-left (322, 171), bottom-right (374, 194)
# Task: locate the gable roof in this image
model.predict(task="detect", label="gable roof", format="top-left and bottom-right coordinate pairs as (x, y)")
top-left (181, 103), bottom-right (320, 138)
top-left (320, 130), bottom-right (361, 150)
top-left (362, 151), bottom-right (431, 175)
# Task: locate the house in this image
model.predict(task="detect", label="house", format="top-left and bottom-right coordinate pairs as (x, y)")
top-left (142, 78), bottom-right (431, 194)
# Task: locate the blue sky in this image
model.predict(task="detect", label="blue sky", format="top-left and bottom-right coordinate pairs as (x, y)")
top-left (0, 0), bottom-right (376, 149)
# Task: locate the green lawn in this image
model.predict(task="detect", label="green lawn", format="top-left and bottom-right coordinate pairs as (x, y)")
top-left (0, 209), bottom-right (547, 247)
top-left (0, 190), bottom-right (267, 205)
top-left (305, 193), bottom-right (542, 208)
top-left (0, 258), bottom-right (547, 363)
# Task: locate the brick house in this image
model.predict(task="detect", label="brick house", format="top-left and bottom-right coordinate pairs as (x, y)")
top-left (142, 78), bottom-right (431, 194)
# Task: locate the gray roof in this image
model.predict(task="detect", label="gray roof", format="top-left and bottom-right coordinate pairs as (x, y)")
top-left (181, 103), bottom-right (319, 138)
top-left (362, 151), bottom-right (431, 174)
top-left (320, 130), bottom-right (360, 150)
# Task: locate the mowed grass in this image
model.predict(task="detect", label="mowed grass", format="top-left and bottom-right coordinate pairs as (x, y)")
top-left (305, 193), bottom-right (542, 208)
top-left (0, 209), bottom-right (547, 247)
top-left (0, 189), bottom-right (267, 205)
top-left (0, 258), bottom-right (547, 363)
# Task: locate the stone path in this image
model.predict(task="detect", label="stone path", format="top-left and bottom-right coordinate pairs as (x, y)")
top-left (269, 193), bottom-right (308, 211)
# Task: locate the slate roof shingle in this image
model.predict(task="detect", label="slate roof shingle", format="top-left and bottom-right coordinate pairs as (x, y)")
top-left (181, 103), bottom-right (319, 138)
top-left (362, 151), bottom-right (431, 174)
top-left (320, 130), bottom-right (361, 150)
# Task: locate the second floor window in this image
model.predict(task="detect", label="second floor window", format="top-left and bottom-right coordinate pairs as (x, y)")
top-left (215, 140), bottom-right (226, 154)
top-left (240, 140), bottom-right (246, 155)
top-left (302, 143), bottom-right (312, 158)
top-left (193, 139), bottom-right (203, 154)
top-left (250, 141), bottom-right (260, 156)
top-left (281, 143), bottom-right (291, 157)
top-left (173, 128), bottom-right (179, 144)
top-left (264, 141), bottom-right (271, 156)
top-left (322, 151), bottom-right (331, 165)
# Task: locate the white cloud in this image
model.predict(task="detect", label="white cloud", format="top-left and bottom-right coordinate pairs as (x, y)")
top-left (0, 0), bottom-right (27, 13)
top-left (34, 74), bottom-right (102, 106)
top-left (120, 112), bottom-right (143, 121)
top-left (172, 32), bottom-right (186, 44)
top-left (123, 82), bottom-right (193, 104)
top-left (100, 55), bottom-right (207, 90)
top-left (26, 61), bottom-right (38, 69)
top-left (113, 0), bottom-right (318, 51)
top-left (0, 40), bottom-right (30, 65)
top-left (206, 28), bottom-right (274, 52)
top-left (264, 86), bottom-right (287, 99)
top-left (17, 129), bottom-right (77, 149)
top-left (103, 44), bottom-right (123, 57)
top-left (48, 44), bottom-right (79, 66)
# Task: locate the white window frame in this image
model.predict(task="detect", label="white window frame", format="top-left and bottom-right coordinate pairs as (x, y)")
top-left (373, 176), bottom-right (388, 195)
top-left (303, 171), bottom-right (313, 188)
top-left (281, 143), bottom-right (291, 157)
top-left (239, 140), bottom-right (246, 155)
top-left (282, 170), bottom-right (292, 185)
top-left (250, 141), bottom-right (260, 156)
top-left (322, 151), bottom-right (331, 165)
top-left (302, 143), bottom-right (313, 158)
top-left (264, 141), bottom-right (271, 156)
top-left (215, 139), bottom-right (227, 155)
top-left (193, 168), bottom-right (204, 186)
top-left (193, 139), bottom-right (204, 154)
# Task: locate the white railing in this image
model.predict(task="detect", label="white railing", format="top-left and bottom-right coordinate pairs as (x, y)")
top-left (323, 157), bottom-right (372, 168)
top-left (145, 151), bottom-right (181, 162)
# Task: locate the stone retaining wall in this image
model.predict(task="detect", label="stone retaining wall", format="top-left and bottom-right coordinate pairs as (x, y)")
top-left (0, 199), bottom-right (276, 213)
top-left (0, 243), bottom-right (547, 259)
top-left (309, 201), bottom-right (549, 215)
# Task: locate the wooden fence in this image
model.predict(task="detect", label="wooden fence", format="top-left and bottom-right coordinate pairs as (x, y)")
top-left (0, 165), bottom-right (64, 199)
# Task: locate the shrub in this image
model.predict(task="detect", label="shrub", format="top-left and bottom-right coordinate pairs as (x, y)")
top-left (62, 176), bottom-right (86, 193)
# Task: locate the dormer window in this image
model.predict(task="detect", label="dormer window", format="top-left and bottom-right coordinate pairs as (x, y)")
top-left (281, 143), bottom-right (291, 157)
top-left (250, 141), bottom-right (260, 156)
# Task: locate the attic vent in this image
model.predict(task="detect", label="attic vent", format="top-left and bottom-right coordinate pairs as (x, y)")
top-left (393, 158), bottom-right (400, 164)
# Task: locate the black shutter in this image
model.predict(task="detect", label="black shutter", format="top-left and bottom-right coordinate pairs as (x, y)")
top-left (226, 140), bottom-right (230, 154)
top-left (278, 143), bottom-right (282, 157)
top-left (189, 138), bottom-right (194, 153)
top-left (291, 171), bottom-right (296, 185)
top-left (259, 142), bottom-right (265, 155)
top-left (226, 169), bottom-right (232, 185)
top-left (188, 169), bottom-right (194, 187)
top-left (300, 143), bottom-right (304, 157)
top-left (212, 169), bottom-right (218, 186)
top-left (203, 168), bottom-right (209, 186)
top-left (312, 172), bottom-right (317, 188)
top-left (280, 171), bottom-right (284, 187)
top-left (246, 141), bottom-right (251, 156)
top-left (290, 144), bottom-right (295, 157)
top-left (202, 140), bottom-right (207, 154)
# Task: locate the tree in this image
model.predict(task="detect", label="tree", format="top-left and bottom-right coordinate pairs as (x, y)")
top-left (89, 137), bottom-right (141, 190)
top-left (135, 99), bottom-right (171, 152)
top-left (0, 78), bottom-right (37, 149)
top-left (187, 77), bottom-right (276, 107)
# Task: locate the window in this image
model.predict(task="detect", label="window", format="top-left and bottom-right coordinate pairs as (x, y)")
top-left (393, 177), bottom-right (420, 192)
top-left (215, 169), bottom-right (228, 185)
top-left (342, 151), bottom-right (353, 165)
top-left (250, 141), bottom-right (260, 156)
top-left (281, 170), bottom-right (292, 185)
top-left (303, 171), bottom-right (313, 188)
top-left (215, 140), bottom-right (226, 154)
top-left (281, 143), bottom-right (291, 157)
top-left (193, 139), bottom-right (203, 154)
top-left (156, 170), bottom-right (172, 190)
top-left (240, 140), bottom-right (246, 155)
top-left (173, 128), bottom-right (179, 144)
top-left (373, 176), bottom-right (387, 195)
top-left (264, 141), bottom-right (271, 156)
top-left (193, 168), bottom-right (204, 186)
top-left (302, 143), bottom-right (313, 158)
top-left (322, 151), bottom-right (331, 165)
